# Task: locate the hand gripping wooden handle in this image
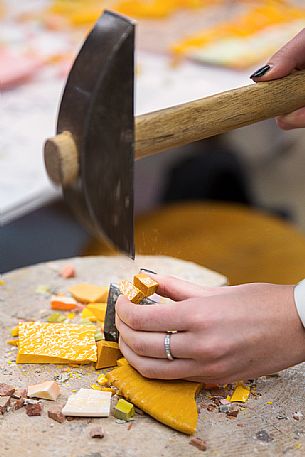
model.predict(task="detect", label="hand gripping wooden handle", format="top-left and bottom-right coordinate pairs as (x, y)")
top-left (135, 69), bottom-right (305, 159)
top-left (45, 70), bottom-right (305, 186)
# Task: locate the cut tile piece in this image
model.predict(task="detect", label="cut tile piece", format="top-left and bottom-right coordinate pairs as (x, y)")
top-left (25, 401), bottom-right (43, 416)
top-left (27, 381), bottom-right (60, 401)
top-left (97, 374), bottom-right (109, 386)
top-left (0, 384), bottom-right (15, 396)
top-left (11, 326), bottom-right (19, 337)
top-left (117, 357), bottom-right (129, 367)
top-left (230, 384), bottom-right (250, 403)
top-left (60, 265), bottom-right (76, 279)
top-left (96, 340), bottom-right (121, 369)
top-left (69, 283), bottom-right (108, 303)
top-left (133, 273), bottom-right (158, 297)
top-left (107, 364), bottom-right (201, 435)
top-left (81, 308), bottom-right (97, 322)
top-left (0, 396), bottom-right (11, 415)
top-left (48, 407), bottom-right (65, 423)
top-left (62, 388), bottom-right (111, 417)
top-left (16, 322), bottom-right (97, 365)
top-left (114, 399), bottom-right (135, 421)
top-left (87, 303), bottom-right (107, 322)
top-left (119, 280), bottom-right (144, 304)
top-left (51, 295), bottom-right (77, 311)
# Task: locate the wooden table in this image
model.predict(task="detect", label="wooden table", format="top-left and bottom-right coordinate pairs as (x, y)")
top-left (1, 256), bottom-right (305, 456)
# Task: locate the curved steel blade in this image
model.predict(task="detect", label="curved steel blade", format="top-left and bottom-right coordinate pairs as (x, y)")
top-left (57, 10), bottom-right (135, 258)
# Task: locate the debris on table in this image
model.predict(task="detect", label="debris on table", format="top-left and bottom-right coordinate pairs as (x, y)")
top-left (25, 401), bottom-right (43, 416)
top-left (81, 307), bottom-right (97, 322)
top-left (0, 396), bottom-right (11, 415)
top-left (48, 407), bottom-right (65, 423)
top-left (89, 426), bottom-right (105, 439)
top-left (47, 313), bottom-right (66, 323)
top-left (16, 322), bottom-right (97, 365)
top-left (133, 273), bottom-right (158, 297)
top-left (106, 364), bottom-right (201, 434)
top-left (0, 383), bottom-right (15, 397)
top-left (256, 430), bottom-right (273, 443)
top-left (114, 399), bottom-right (135, 421)
top-left (117, 357), bottom-right (129, 367)
top-left (96, 340), bottom-right (121, 369)
top-left (27, 381), bottom-right (60, 401)
top-left (87, 303), bottom-right (107, 322)
top-left (62, 388), bottom-right (112, 417)
top-left (69, 283), bottom-right (108, 304)
top-left (229, 384), bottom-right (250, 403)
top-left (10, 326), bottom-right (19, 337)
top-left (60, 265), bottom-right (76, 279)
top-left (51, 295), bottom-right (78, 311)
top-left (35, 285), bottom-right (51, 295)
top-left (97, 374), bottom-right (109, 387)
top-left (189, 437), bottom-right (207, 451)
top-left (7, 339), bottom-right (19, 347)
top-left (119, 280), bottom-right (145, 304)
top-left (293, 411), bottom-right (303, 421)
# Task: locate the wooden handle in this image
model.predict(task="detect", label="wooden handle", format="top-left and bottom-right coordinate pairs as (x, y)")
top-left (135, 69), bottom-right (305, 159)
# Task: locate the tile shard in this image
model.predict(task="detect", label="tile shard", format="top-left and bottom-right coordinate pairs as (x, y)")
top-left (96, 340), bottom-right (122, 369)
top-left (16, 322), bottom-right (97, 365)
top-left (133, 273), bottom-right (158, 297)
top-left (62, 388), bottom-right (111, 417)
top-left (69, 283), bottom-right (108, 304)
top-left (106, 364), bottom-right (201, 435)
top-left (27, 381), bottom-right (60, 401)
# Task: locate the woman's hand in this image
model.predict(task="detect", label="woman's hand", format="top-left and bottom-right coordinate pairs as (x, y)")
top-left (251, 28), bottom-right (305, 130)
top-left (116, 275), bottom-right (305, 384)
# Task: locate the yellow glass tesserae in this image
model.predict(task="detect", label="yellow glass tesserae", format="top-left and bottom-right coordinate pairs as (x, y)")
top-left (229, 384), bottom-right (250, 403)
top-left (106, 364), bottom-right (201, 434)
top-left (16, 322), bottom-right (97, 364)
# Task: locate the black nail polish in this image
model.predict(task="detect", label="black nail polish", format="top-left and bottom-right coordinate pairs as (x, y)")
top-left (250, 64), bottom-right (271, 79)
top-left (140, 268), bottom-right (157, 275)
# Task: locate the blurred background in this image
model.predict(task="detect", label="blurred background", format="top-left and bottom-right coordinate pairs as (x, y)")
top-left (2, 0), bottom-right (305, 284)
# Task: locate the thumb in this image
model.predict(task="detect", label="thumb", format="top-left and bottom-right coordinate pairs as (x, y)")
top-left (251, 28), bottom-right (305, 81)
top-left (149, 274), bottom-right (217, 301)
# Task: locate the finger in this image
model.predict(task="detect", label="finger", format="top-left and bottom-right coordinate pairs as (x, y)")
top-left (149, 274), bottom-right (216, 301)
top-left (116, 294), bottom-right (190, 332)
top-left (276, 107), bottom-right (305, 130)
top-left (116, 314), bottom-right (196, 359)
top-left (251, 28), bottom-right (305, 81)
top-left (119, 337), bottom-right (198, 380)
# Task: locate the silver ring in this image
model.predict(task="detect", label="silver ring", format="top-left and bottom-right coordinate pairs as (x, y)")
top-left (164, 333), bottom-right (174, 361)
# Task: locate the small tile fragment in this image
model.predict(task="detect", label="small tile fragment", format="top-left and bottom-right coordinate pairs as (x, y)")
top-left (51, 295), bottom-right (77, 311)
top-left (293, 412), bottom-right (303, 421)
top-left (60, 265), bottom-right (76, 279)
top-left (189, 437), bottom-right (207, 451)
top-left (256, 430), bottom-right (273, 443)
top-left (230, 385), bottom-right (250, 403)
top-left (25, 402), bottom-right (43, 416)
top-left (27, 381), bottom-right (60, 401)
top-left (89, 426), bottom-right (104, 439)
top-left (133, 273), bottom-right (158, 297)
top-left (62, 388), bottom-right (111, 417)
top-left (0, 397), bottom-right (11, 414)
top-left (48, 407), bottom-right (65, 423)
top-left (0, 383), bottom-right (15, 397)
top-left (13, 398), bottom-right (25, 410)
top-left (114, 399), bottom-right (135, 421)
top-left (119, 280), bottom-right (145, 304)
top-left (12, 388), bottom-right (27, 399)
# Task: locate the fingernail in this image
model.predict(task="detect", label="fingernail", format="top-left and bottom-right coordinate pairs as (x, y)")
top-left (250, 64), bottom-right (271, 79)
top-left (140, 268), bottom-right (157, 275)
